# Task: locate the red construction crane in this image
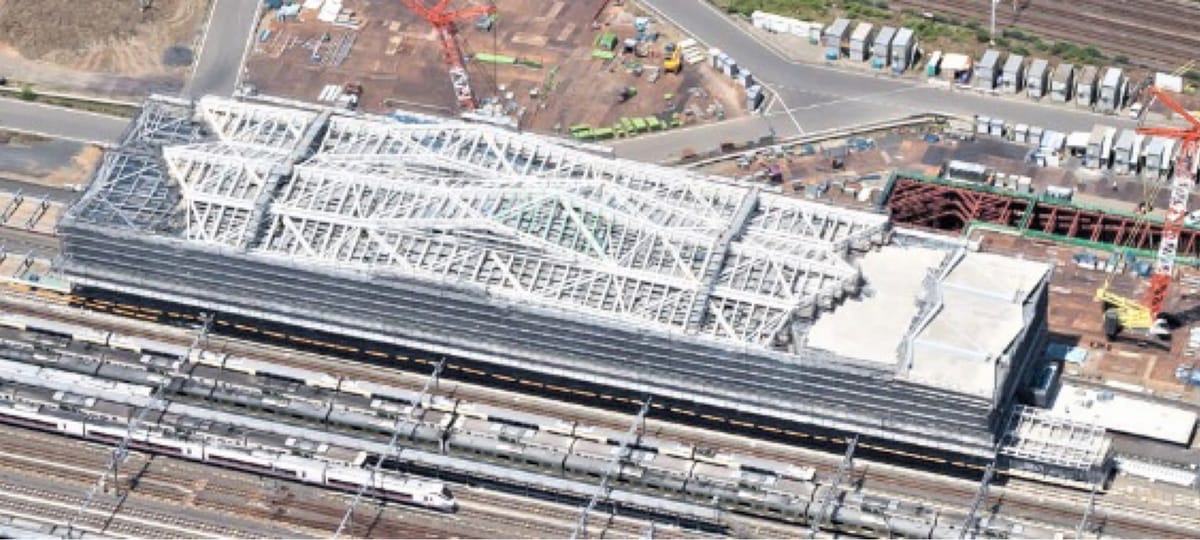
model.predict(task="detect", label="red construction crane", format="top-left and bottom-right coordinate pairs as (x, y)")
top-left (398, 0), bottom-right (497, 110)
top-left (1137, 86), bottom-right (1200, 319)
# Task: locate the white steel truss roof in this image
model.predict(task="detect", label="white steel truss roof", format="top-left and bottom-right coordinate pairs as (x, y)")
top-left (999, 406), bottom-right (1110, 470)
top-left (83, 96), bottom-right (890, 352)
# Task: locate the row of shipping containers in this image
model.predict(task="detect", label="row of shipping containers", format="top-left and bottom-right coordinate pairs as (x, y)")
top-left (822, 18), bottom-right (918, 74)
top-left (750, 12), bottom-right (918, 74)
top-left (975, 114), bottom-right (1196, 179)
top-left (929, 48), bottom-right (1140, 114)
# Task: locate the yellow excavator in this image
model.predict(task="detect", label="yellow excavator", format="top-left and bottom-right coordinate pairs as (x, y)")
top-left (663, 42), bottom-right (682, 74)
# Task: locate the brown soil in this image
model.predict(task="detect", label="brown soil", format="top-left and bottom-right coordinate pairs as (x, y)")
top-left (0, 0), bottom-right (206, 78)
top-left (245, 0), bottom-right (746, 135)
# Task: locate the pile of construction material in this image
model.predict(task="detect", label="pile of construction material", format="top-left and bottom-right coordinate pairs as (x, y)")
top-left (301, 0), bottom-right (358, 27)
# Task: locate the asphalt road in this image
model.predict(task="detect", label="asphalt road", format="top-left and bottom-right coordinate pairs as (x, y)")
top-left (0, 177), bottom-right (78, 204)
top-left (0, 99), bottom-right (127, 146)
top-left (615, 0), bottom-right (1137, 162)
top-left (185, 0), bottom-right (262, 98)
top-left (0, 227), bottom-right (59, 255)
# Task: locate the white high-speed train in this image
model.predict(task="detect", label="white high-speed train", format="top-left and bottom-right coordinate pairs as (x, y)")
top-left (0, 396), bottom-right (456, 512)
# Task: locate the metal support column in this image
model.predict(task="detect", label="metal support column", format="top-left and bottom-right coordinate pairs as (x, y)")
top-left (66, 313), bottom-right (213, 534)
top-left (1075, 481), bottom-right (1100, 539)
top-left (334, 357), bottom-right (447, 539)
top-left (959, 459), bottom-right (997, 539)
top-left (810, 434), bottom-right (858, 538)
top-left (571, 398), bottom-right (651, 540)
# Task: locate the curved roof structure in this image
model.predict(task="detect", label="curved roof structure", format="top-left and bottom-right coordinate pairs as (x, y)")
top-left (72, 95), bottom-right (888, 353)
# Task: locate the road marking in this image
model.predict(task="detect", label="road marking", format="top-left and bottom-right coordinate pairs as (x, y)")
top-left (185, 0), bottom-right (223, 96)
top-left (643, 0), bottom-right (1132, 132)
top-left (233, 0), bottom-right (265, 95)
top-left (634, 0), bottom-right (805, 135)
top-left (0, 125), bottom-right (115, 148)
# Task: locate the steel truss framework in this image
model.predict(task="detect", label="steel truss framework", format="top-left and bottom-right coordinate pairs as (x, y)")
top-left (885, 173), bottom-right (1200, 258)
top-left (77, 96), bottom-right (888, 352)
top-left (60, 96), bottom-right (1110, 478)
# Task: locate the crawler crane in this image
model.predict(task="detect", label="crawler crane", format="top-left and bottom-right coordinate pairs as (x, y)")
top-left (1096, 86), bottom-right (1200, 338)
top-left (398, 0), bottom-right (498, 111)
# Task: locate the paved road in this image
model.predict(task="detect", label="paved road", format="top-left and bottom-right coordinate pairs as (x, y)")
top-left (0, 99), bottom-right (127, 146)
top-left (185, 0), bottom-right (262, 98)
top-left (0, 178), bottom-right (78, 204)
top-left (615, 0), bottom-right (1136, 162)
top-left (0, 227), bottom-right (59, 255)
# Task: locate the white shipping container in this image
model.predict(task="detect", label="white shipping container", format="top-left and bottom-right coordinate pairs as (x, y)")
top-left (1154, 73), bottom-right (1184, 93)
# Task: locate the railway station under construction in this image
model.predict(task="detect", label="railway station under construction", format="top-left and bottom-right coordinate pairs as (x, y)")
top-left (57, 95), bottom-right (1111, 483)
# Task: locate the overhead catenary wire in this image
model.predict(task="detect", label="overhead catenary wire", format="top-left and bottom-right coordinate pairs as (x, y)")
top-left (66, 312), bottom-right (214, 534)
top-left (809, 434), bottom-right (858, 538)
top-left (333, 356), bottom-right (446, 539)
top-left (571, 397), bottom-right (651, 540)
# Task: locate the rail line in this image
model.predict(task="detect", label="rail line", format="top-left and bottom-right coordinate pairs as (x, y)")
top-left (890, 0), bottom-right (1200, 71)
top-left (4, 289), bottom-right (1199, 538)
top-left (0, 422), bottom-right (607, 539)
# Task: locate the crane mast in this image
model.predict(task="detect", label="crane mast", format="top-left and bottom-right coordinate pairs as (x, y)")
top-left (398, 0), bottom-right (496, 111)
top-left (1137, 86), bottom-right (1200, 318)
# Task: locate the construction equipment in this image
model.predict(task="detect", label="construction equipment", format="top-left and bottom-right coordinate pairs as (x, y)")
top-left (338, 82), bottom-right (362, 110)
top-left (398, 0), bottom-right (497, 111)
top-left (1096, 86), bottom-right (1200, 339)
top-left (663, 42), bottom-right (682, 74)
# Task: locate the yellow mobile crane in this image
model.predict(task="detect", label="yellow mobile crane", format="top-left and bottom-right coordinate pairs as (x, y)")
top-left (1096, 86), bottom-right (1200, 339)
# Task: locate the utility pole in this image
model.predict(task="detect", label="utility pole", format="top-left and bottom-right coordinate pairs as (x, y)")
top-left (810, 434), bottom-right (858, 538)
top-left (67, 313), bottom-right (213, 534)
top-left (960, 459), bottom-right (997, 539)
top-left (333, 357), bottom-right (446, 538)
top-left (1075, 481), bottom-right (1100, 538)
top-left (571, 398), bottom-right (651, 540)
top-left (989, 0), bottom-right (998, 45)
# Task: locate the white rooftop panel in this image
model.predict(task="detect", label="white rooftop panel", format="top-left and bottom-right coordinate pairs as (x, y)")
top-left (809, 246), bottom-right (1049, 397)
top-left (1051, 384), bottom-right (1198, 445)
top-left (805, 245), bottom-right (946, 367)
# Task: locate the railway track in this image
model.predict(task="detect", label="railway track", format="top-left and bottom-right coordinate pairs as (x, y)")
top-left (0, 423), bottom-right (575, 539)
top-left (890, 0), bottom-right (1200, 72)
top-left (4, 292), bottom-right (1200, 538)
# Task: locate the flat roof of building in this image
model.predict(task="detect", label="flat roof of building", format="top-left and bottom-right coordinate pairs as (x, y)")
top-left (807, 247), bottom-right (1049, 398)
top-left (979, 49), bottom-right (1003, 69)
top-left (1051, 384), bottom-right (1198, 445)
top-left (1028, 59), bottom-right (1049, 77)
top-left (1003, 54), bottom-right (1025, 73)
top-left (1053, 63), bottom-right (1075, 83)
top-left (851, 22), bottom-right (874, 41)
top-left (1102, 67), bottom-right (1124, 87)
top-left (941, 53), bottom-right (972, 72)
top-left (874, 26), bottom-right (896, 46)
top-left (826, 18), bottom-right (851, 37)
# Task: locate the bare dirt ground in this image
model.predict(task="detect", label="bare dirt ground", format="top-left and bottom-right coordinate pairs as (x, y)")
top-left (0, 0), bottom-right (209, 97)
top-left (245, 0), bottom-right (746, 137)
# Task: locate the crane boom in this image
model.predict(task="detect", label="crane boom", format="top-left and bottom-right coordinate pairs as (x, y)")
top-left (398, 0), bottom-right (496, 110)
top-left (1137, 86), bottom-right (1200, 318)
